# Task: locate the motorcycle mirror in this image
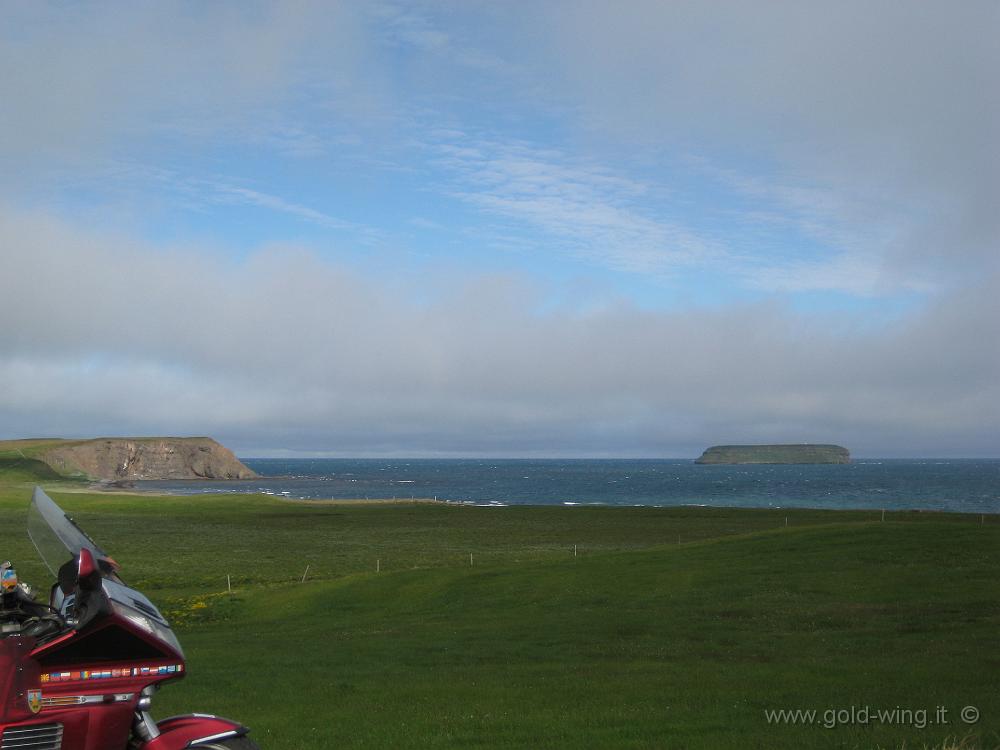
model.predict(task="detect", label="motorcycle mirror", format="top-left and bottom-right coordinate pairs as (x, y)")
top-left (78, 548), bottom-right (97, 579)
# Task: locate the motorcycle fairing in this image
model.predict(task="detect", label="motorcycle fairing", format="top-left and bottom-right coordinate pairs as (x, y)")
top-left (3, 489), bottom-right (257, 750)
top-left (0, 636), bottom-right (40, 723)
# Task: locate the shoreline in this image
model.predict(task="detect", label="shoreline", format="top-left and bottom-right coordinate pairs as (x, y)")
top-left (114, 458), bottom-right (1000, 515)
top-left (49, 481), bottom-right (995, 516)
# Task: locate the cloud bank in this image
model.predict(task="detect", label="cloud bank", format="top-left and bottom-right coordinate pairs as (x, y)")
top-left (2, 205), bottom-right (996, 457)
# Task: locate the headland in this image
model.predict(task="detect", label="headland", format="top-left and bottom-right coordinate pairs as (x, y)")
top-left (0, 436), bottom-right (257, 481)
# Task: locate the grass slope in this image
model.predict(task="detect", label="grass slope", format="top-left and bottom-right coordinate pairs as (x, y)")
top-left (0, 465), bottom-right (996, 748)
top-left (161, 523), bottom-right (999, 749)
top-left (0, 438), bottom-right (76, 456)
top-left (0, 456), bottom-right (65, 483)
top-left (0, 439), bottom-right (99, 480)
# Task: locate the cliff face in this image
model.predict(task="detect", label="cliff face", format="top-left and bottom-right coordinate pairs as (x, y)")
top-left (39, 437), bottom-right (257, 480)
top-left (695, 444), bottom-right (850, 465)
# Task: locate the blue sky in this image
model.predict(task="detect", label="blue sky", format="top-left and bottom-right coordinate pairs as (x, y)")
top-left (1, 2), bottom-right (997, 457)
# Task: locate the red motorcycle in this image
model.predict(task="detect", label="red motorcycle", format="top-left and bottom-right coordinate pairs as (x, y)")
top-left (0, 487), bottom-right (259, 749)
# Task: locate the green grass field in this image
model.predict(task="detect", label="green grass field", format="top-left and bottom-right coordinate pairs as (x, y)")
top-left (1, 460), bottom-right (997, 748)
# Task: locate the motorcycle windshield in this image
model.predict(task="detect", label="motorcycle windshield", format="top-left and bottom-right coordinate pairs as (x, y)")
top-left (27, 486), bottom-right (110, 577)
top-left (27, 487), bottom-right (185, 657)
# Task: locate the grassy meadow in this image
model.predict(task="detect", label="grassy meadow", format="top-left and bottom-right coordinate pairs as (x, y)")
top-left (0, 455), bottom-right (997, 748)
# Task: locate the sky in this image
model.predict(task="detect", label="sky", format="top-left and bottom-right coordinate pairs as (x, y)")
top-left (1, 1), bottom-right (998, 458)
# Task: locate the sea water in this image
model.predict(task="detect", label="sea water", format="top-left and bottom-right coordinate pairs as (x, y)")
top-left (136, 458), bottom-right (1000, 513)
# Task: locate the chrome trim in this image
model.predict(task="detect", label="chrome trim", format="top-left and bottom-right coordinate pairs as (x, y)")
top-left (132, 686), bottom-right (160, 741)
top-left (41, 693), bottom-right (134, 708)
top-left (1, 722), bottom-right (64, 749)
top-left (188, 729), bottom-right (238, 745)
top-left (40, 695), bottom-right (87, 706)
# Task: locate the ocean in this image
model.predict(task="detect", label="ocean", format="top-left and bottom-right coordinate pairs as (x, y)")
top-left (136, 458), bottom-right (1000, 514)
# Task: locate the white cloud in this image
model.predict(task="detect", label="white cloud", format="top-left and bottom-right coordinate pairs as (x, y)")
top-left (431, 135), bottom-right (722, 276)
top-left (0, 2), bottom-right (370, 177)
top-left (208, 185), bottom-right (358, 233)
top-left (373, 2), bottom-right (451, 51)
top-left (506, 0), bottom-right (999, 282)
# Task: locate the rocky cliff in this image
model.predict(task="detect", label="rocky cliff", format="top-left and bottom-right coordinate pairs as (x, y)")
top-left (695, 444), bottom-right (850, 465)
top-left (38, 437), bottom-right (257, 480)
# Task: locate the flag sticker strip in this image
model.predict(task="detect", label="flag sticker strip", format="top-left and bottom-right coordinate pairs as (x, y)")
top-left (40, 664), bottom-right (184, 683)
